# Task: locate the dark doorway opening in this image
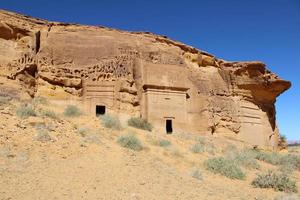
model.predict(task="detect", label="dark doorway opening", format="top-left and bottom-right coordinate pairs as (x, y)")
top-left (166, 119), bottom-right (173, 134)
top-left (96, 105), bottom-right (106, 116)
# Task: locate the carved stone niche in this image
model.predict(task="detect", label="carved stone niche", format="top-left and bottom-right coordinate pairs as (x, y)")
top-left (82, 80), bottom-right (118, 116)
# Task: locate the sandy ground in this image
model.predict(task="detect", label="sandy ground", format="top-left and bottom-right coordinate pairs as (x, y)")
top-left (0, 99), bottom-right (299, 200)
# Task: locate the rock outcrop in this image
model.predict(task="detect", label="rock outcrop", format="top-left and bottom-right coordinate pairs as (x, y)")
top-left (0, 10), bottom-right (291, 148)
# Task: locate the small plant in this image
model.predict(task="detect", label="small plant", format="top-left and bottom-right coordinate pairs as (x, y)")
top-left (76, 126), bottom-right (91, 137)
top-left (205, 157), bottom-right (246, 180)
top-left (64, 105), bottom-right (81, 117)
top-left (0, 96), bottom-right (11, 105)
top-left (32, 96), bottom-right (48, 105)
top-left (252, 171), bottom-right (297, 193)
top-left (190, 143), bottom-right (204, 153)
top-left (16, 105), bottom-right (36, 118)
top-left (34, 125), bottom-right (52, 142)
top-left (280, 135), bottom-right (287, 143)
top-left (128, 117), bottom-right (153, 131)
top-left (254, 151), bottom-right (282, 165)
top-left (190, 168), bottom-right (203, 180)
top-left (274, 194), bottom-right (300, 200)
top-left (205, 143), bottom-right (216, 155)
top-left (279, 154), bottom-right (300, 174)
top-left (40, 109), bottom-right (57, 119)
top-left (117, 134), bottom-right (143, 151)
top-left (158, 139), bottom-right (171, 147)
top-left (100, 114), bottom-right (122, 130)
top-left (227, 149), bottom-right (260, 170)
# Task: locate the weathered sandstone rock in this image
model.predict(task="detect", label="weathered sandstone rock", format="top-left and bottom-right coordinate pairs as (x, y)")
top-left (0, 10), bottom-right (291, 148)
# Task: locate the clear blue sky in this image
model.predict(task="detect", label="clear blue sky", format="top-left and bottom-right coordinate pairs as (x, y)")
top-left (1, 0), bottom-right (299, 140)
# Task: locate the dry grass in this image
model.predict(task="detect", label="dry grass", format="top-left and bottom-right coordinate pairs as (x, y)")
top-left (100, 114), bottom-right (122, 130)
top-left (205, 157), bottom-right (246, 180)
top-left (117, 133), bottom-right (143, 151)
top-left (127, 117), bottom-right (153, 131)
top-left (64, 105), bottom-right (82, 117)
top-left (252, 170), bottom-right (297, 193)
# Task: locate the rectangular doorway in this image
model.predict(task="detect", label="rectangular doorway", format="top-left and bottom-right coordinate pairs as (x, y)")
top-left (166, 119), bottom-right (173, 134)
top-left (96, 105), bottom-right (106, 116)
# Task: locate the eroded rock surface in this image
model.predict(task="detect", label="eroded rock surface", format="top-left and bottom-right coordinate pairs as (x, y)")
top-left (0, 10), bottom-right (291, 148)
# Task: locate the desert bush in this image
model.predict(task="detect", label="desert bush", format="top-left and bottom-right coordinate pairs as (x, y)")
top-left (254, 151), bottom-right (282, 165)
top-left (235, 151), bottom-right (260, 170)
top-left (100, 114), bottom-right (122, 130)
top-left (226, 149), bottom-right (260, 170)
top-left (117, 134), bottom-right (143, 151)
top-left (0, 96), bottom-right (11, 105)
top-left (148, 137), bottom-right (171, 147)
top-left (40, 109), bottom-right (57, 119)
top-left (159, 139), bottom-right (171, 147)
top-left (190, 138), bottom-right (216, 154)
top-left (190, 168), bottom-right (203, 180)
top-left (274, 194), bottom-right (300, 200)
top-left (252, 171), bottom-right (297, 193)
top-left (16, 105), bottom-right (36, 118)
top-left (196, 136), bottom-right (206, 144)
top-left (254, 151), bottom-right (300, 173)
top-left (280, 163), bottom-right (296, 175)
top-left (280, 154), bottom-right (300, 173)
top-left (190, 143), bottom-right (205, 153)
top-left (205, 143), bottom-right (216, 155)
top-left (127, 117), bottom-right (153, 131)
top-left (76, 126), bottom-right (91, 137)
top-left (34, 125), bottom-right (52, 142)
top-left (64, 105), bottom-right (81, 117)
top-left (32, 96), bottom-right (48, 105)
top-left (205, 157), bottom-right (246, 180)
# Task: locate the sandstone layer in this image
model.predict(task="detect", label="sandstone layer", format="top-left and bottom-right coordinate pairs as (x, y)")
top-left (0, 10), bottom-right (291, 148)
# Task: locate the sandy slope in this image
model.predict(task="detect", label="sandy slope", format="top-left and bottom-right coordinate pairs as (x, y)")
top-left (0, 99), bottom-right (299, 200)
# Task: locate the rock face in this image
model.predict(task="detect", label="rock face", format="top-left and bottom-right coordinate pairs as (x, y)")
top-left (0, 10), bottom-right (291, 148)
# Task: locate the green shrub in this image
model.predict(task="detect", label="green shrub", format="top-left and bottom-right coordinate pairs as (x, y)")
top-left (190, 143), bottom-right (204, 153)
top-left (205, 143), bottom-right (216, 155)
top-left (229, 150), bottom-right (260, 170)
top-left (40, 109), bottom-right (57, 119)
top-left (128, 117), bottom-right (153, 131)
top-left (100, 114), bottom-right (122, 130)
top-left (16, 105), bottom-right (36, 118)
top-left (32, 96), bottom-right (48, 105)
top-left (280, 135), bottom-right (287, 143)
top-left (117, 134), bottom-right (143, 151)
top-left (148, 137), bottom-right (171, 147)
top-left (190, 168), bottom-right (203, 180)
top-left (254, 151), bottom-right (300, 173)
top-left (196, 136), bottom-right (206, 145)
top-left (190, 138), bottom-right (216, 154)
top-left (255, 151), bottom-right (282, 165)
top-left (252, 171), bottom-right (297, 193)
top-left (64, 105), bottom-right (81, 117)
top-left (205, 157), bottom-right (246, 180)
top-left (280, 154), bottom-right (300, 172)
top-left (158, 139), bottom-right (171, 147)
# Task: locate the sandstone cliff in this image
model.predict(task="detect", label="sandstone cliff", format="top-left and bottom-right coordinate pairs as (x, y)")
top-left (0, 10), bottom-right (291, 148)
